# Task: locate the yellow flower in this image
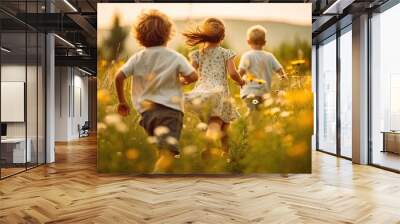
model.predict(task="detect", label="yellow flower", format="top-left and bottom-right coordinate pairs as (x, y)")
top-left (183, 145), bottom-right (197, 155)
top-left (287, 142), bottom-right (308, 157)
top-left (126, 149), bottom-right (139, 160)
top-left (244, 73), bottom-right (256, 82)
top-left (153, 153), bottom-right (173, 173)
top-left (285, 90), bottom-right (313, 106)
top-left (290, 59), bottom-right (306, 65)
top-left (99, 59), bottom-right (107, 68)
top-left (210, 148), bottom-right (224, 157)
top-left (297, 111), bottom-right (313, 129)
top-left (283, 135), bottom-right (294, 145)
top-left (256, 79), bottom-right (266, 85)
top-left (98, 89), bottom-right (111, 105)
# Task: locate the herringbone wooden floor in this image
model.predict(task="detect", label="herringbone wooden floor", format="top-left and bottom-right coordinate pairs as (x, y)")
top-left (1, 136), bottom-right (400, 224)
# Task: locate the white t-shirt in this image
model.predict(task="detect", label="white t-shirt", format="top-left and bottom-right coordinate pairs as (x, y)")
top-left (239, 50), bottom-right (282, 98)
top-left (121, 46), bottom-right (195, 113)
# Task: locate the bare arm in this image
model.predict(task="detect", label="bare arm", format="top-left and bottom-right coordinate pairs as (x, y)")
top-left (115, 71), bottom-right (130, 116)
top-left (227, 58), bottom-right (245, 87)
top-left (276, 68), bottom-right (288, 80)
top-left (180, 71), bottom-right (198, 85)
top-left (191, 60), bottom-right (199, 70)
top-left (238, 68), bottom-right (246, 77)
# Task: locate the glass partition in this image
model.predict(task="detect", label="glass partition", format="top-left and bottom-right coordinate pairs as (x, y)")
top-left (339, 28), bottom-right (352, 158)
top-left (0, 1), bottom-right (46, 179)
top-left (371, 3), bottom-right (400, 171)
top-left (317, 36), bottom-right (337, 154)
top-left (1, 31), bottom-right (28, 177)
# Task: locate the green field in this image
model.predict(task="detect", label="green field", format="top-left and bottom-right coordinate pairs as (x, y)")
top-left (97, 54), bottom-right (313, 174)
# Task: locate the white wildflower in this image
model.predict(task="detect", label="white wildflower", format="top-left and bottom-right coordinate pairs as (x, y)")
top-left (166, 136), bottom-right (178, 145)
top-left (154, 126), bottom-right (170, 136)
top-left (104, 114), bottom-right (121, 125)
top-left (196, 122), bottom-right (208, 131)
top-left (270, 107), bottom-right (280, 115)
top-left (115, 123), bottom-right (128, 133)
top-left (280, 111), bottom-right (292, 118)
top-left (147, 136), bottom-right (158, 144)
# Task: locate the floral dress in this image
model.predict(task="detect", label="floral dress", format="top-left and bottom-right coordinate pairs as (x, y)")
top-left (184, 46), bottom-right (239, 123)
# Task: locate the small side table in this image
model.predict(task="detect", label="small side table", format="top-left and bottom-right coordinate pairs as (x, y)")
top-left (381, 131), bottom-right (400, 154)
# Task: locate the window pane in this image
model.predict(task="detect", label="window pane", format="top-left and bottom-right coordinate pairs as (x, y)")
top-left (1, 31), bottom-right (27, 177)
top-left (340, 29), bottom-right (352, 158)
top-left (371, 4), bottom-right (400, 171)
top-left (317, 37), bottom-right (337, 154)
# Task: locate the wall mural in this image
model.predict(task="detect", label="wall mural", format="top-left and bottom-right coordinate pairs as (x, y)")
top-left (97, 3), bottom-right (313, 174)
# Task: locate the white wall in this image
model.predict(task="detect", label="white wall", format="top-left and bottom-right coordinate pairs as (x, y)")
top-left (1, 63), bottom-right (46, 164)
top-left (54, 67), bottom-right (89, 141)
top-left (1, 65), bottom-right (34, 138)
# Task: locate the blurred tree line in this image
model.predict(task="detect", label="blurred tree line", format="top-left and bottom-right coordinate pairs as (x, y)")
top-left (98, 15), bottom-right (128, 61)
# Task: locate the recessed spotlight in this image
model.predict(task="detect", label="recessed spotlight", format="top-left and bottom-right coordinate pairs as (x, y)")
top-left (78, 67), bottom-right (93, 76)
top-left (63, 0), bottom-right (78, 12)
top-left (1, 47), bottom-right (11, 53)
top-left (54, 34), bottom-right (75, 48)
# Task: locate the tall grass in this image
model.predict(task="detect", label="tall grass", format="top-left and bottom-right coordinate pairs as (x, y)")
top-left (97, 56), bottom-right (313, 174)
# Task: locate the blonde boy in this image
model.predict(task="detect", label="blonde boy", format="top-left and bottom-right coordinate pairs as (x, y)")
top-left (239, 25), bottom-right (286, 110)
top-left (115, 10), bottom-right (198, 158)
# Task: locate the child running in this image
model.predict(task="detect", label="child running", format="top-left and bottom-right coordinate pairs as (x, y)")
top-left (183, 18), bottom-right (245, 154)
top-left (115, 10), bottom-right (198, 172)
top-left (239, 25), bottom-right (287, 111)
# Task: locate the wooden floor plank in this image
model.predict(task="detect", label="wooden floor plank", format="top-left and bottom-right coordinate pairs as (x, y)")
top-left (0, 136), bottom-right (399, 223)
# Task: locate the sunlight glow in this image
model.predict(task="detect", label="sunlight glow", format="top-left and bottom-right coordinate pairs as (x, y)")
top-left (98, 3), bottom-right (311, 29)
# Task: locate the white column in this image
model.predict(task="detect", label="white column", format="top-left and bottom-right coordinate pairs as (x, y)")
top-left (45, 0), bottom-right (56, 163)
top-left (352, 14), bottom-right (369, 164)
top-left (46, 33), bottom-right (55, 163)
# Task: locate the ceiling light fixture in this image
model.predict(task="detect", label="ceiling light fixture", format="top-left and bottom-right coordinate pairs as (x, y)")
top-left (63, 0), bottom-right (78, 12)
top-left (54, 34), bottom-right (75, 48)
top-left (1, 47), bottom-right (11, 53)
top-left (78, 67), bottom-right (93, 76)
top-left (323, 0), bottom-right (354, 15)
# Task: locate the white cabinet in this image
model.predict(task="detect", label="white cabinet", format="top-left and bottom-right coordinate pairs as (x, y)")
top-left (1, 138), bottom-right (32, 163)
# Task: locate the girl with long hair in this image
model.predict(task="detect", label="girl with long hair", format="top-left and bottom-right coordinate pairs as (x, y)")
top-left (183, 18), bottom-right (244, 155)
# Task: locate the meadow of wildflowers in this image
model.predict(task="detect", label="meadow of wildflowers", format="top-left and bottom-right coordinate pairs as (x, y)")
top-left (97, 53), bottom-right (313, 174)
